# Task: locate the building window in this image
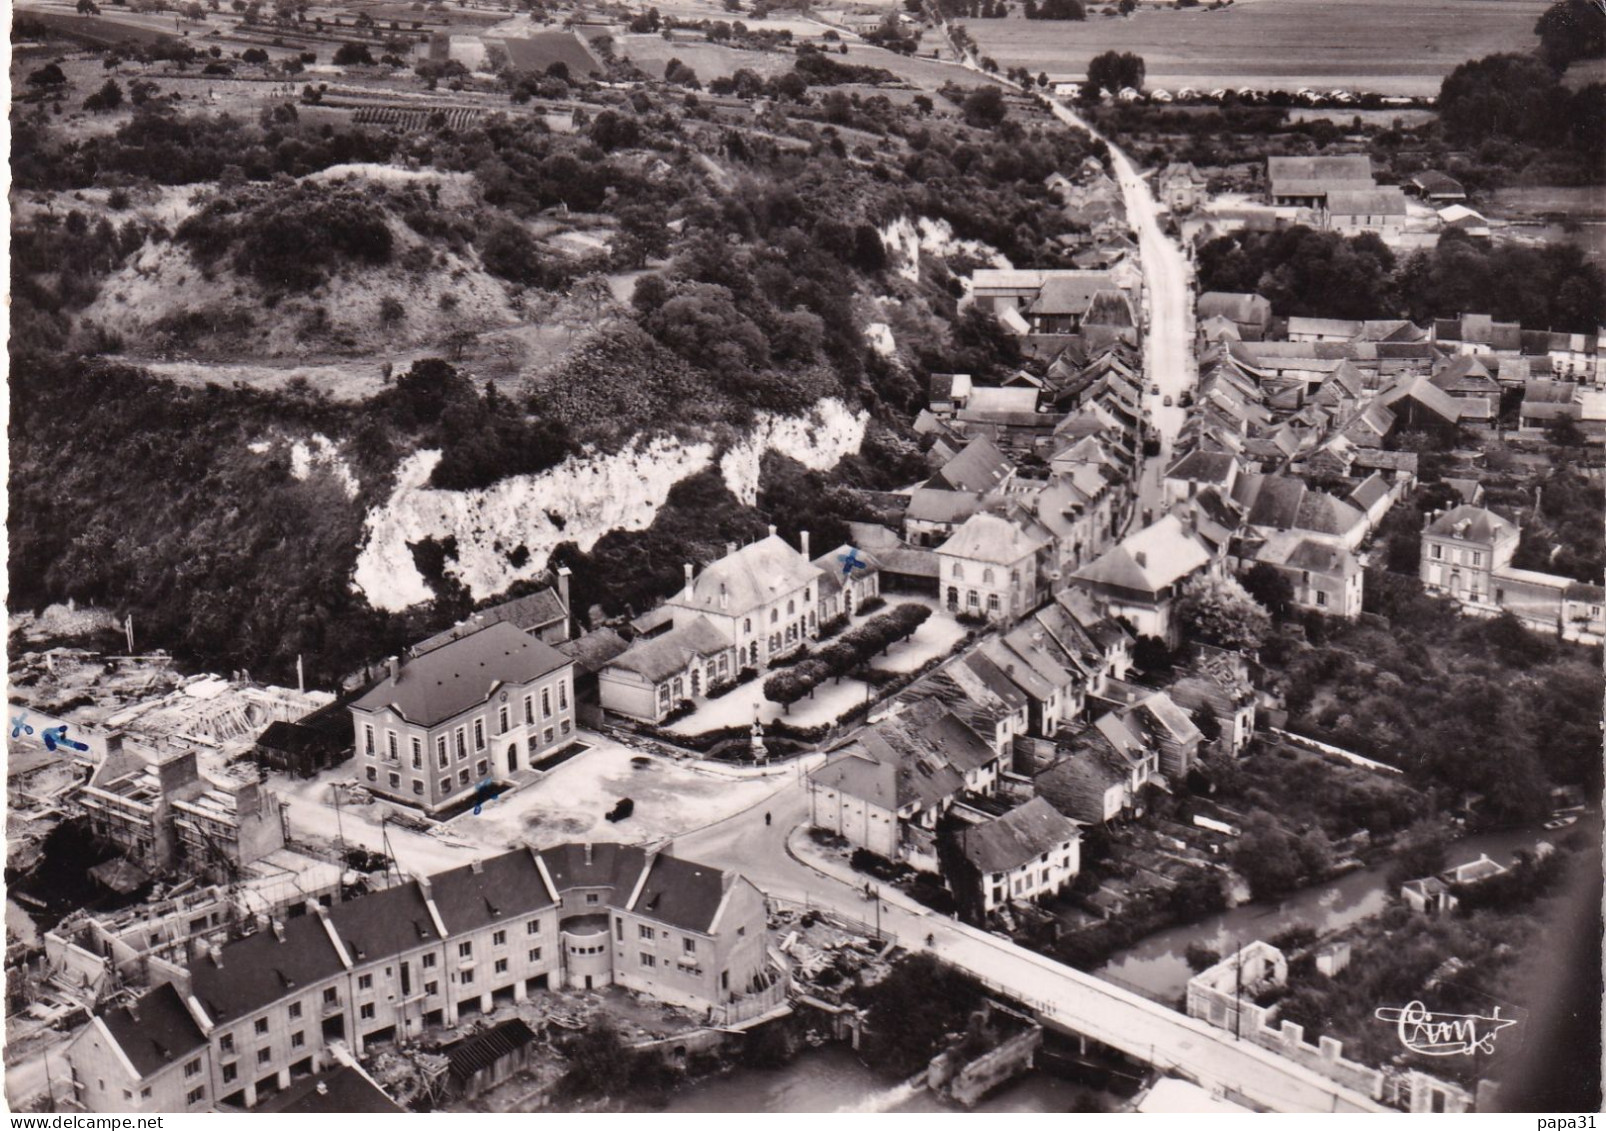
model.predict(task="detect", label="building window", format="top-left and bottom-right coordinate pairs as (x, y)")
top-left (529, 947), bottom-right (542, 962)
top-left (222, 1064), bottom-right (237, 1084)
top-left (440, 777), bottom-right (450, 794)
top-left (186, 1058), bottom-right (204, 1077)
top-left (387, 732), bottom-right (398, 762)
top-left (953, 563), bottom-right (964, 580)
top-left (291, 1031), bottom-right (304, 1049)
top-left (254, 1018), bottom-right (269, 1036)
top-left (323, 987), bottom-right (339, 1004)
top-left (683, 938), bottom-right (696, 955)
top-left (422, 953), bottom-right (437, 968)
top-left (968, 591), bottom-right (979, 608)
top-left (983, 568), bottom-right (995, 584)
top-left (462, 969), bottom-right (475, 984)
top-left (187, 1088), bottom-right (205, 1106)
top-left (527, 919), bottom-right (542, 935)
top-left (366, 766), bottom-right (377, 782)
top-left (220, 1034), bottom-right (235, 1054)
top-left (542, 688), bottom-right (552, 717)
top-left (1316, 591), bottom-right (1328, 607)
top-left (476, 759), bottom-right (489, 777)
top-left (364, 725), bottom-right (375, 756)
top-left (498, 705), bottom-right (509, 734)
top-left (459, 941), bottom-right (473, 958)
top-left (456, 728), bottom-right (467, 759)
top-left (770, 608), bottom-right (779, 625)
top-left (494, 958), bottom-right (509, 974)
top-left (640, 953), bottom-right (656, 967)
top-left (559, 680), bottom-right (569, 710)
top-left (524, 695), bottom-right (534, 725)
top-left (360, 1003), bottom-right (375, 1021)
top-left (411, 737), bottom-right (422, 769)
top-left (437, 736), bottom-right (448, 768)
top-left (1431, 544), bottom-right (1442, 560)
top-left (425, 981), bottom-right (438, 997)
top-left (358, 974), bottom-right (373, 990)
top-left (987, 594), bottom-right (1000, 613)
top-left (1471, 552), bottom-right (1481, 566)
top-left (257, 1048), bottom-right (272, 1065)
top-left (474, 719), bottom-right (486, 750)
top-left (560, 719), bottom-right (572, 735)
top-left (492, 929), bottom-right (506, 946)
top-left (459, 769), bottom-right (470, 786)
top-left (639, 925), bottom-right (655, 940)
top-left (586, 893), bottom-right (600, 905)
top-left (388, 772), bottom-right (400, 789)
top-left (543, 728), bottom-right (554, 745)
top-left (412, 780), bottom-right (424, 795)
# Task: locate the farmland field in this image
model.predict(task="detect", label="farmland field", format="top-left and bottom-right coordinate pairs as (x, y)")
top-left (964, 0), bottom-right (1551, 96)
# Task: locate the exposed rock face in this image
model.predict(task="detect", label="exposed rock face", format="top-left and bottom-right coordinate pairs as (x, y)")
top-left (352, 399), bottom-right (868, 611)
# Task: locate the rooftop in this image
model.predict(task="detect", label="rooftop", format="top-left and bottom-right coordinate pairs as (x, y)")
top-left (960, 796), bottom-right (1081, 874)
top-left (352, 623), bottom-right (571, 728)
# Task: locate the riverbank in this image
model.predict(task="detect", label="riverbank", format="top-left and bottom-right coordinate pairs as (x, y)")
top-left (1096, 815), bottom-right (1599, 1001)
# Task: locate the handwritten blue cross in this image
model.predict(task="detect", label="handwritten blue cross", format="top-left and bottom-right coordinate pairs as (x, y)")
top-left (839, 547), bottom-right (868, 577)
top-left (10, 711), bottom-right (34, 740)
top-left (472, 777), bottom-right (502, 815)
top-left (42, 725), bottom-right (90, 753)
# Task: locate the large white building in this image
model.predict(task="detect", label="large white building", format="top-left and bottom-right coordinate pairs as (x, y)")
top-left (349, 623), bottom-right (575, 815)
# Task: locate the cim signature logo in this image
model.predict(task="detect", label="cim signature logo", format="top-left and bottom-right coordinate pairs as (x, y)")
top-left (1373, 1001), bottom-right (1517, 1057)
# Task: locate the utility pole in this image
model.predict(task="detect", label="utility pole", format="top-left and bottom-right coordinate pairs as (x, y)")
top-left (1234, 937), bottom-right (1244, 1042)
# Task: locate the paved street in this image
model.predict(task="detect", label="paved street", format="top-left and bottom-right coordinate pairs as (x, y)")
top-left (678, 776), bottom-right (1385, 1113)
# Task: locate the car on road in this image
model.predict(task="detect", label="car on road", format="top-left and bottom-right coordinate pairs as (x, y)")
top-left (1149, 383), bottom-right (1160, 395)
top-left (1163, 395), bottom-right (1174, 407)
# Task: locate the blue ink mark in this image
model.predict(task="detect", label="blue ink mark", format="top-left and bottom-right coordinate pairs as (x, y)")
top-left (10, 711), bottom-right (34, 740)
top-left (839, 547), bottom-right (868, 577)
top-left (472, 778), bottom-right (502, 815)
top-left (41, 725), bottom-right (90, 753)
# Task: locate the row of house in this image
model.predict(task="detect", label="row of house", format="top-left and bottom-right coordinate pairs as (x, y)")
top-left (64, 842), bottom-right (774, 1113)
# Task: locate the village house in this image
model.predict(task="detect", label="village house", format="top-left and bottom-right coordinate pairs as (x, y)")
top-left (1034, 712), bottom-right (1160, 824)
top-left (410, 573), bottom-right (574, 655)
top-left (65, 843), bottom-right (775, 1112)
top-left (937, 512), bottom-right (1050, 622)
top-left (1265, 154), bottom-right (1375, 209)
top-left (1031, 589), bottom-right (1134, 701)
top-left (1196, 292), bottom-right (1274, 341)
top-left (1158, 162), bottom-right (1208, 213)
top-left (812, 542), bottom-right (882, 624)
top-left (350, 623), bottom-right (575, 815)
top-left (1068, 514), bottom-right (1217, 645)
top-left (808, 717), bottom-right (967, 864)
top-left (982, 623), bottom-right (1086, 737)
top-left (1401, 854), bottom-right (1511, 915)
top-left (1562, 582), bottom-right (1606, 646)
top-left (1241, 531), bottom-right (1365, 618)
top-left (596, 616), bottom-right (737, 724)
top-left (663, 528), bottom-right (825, 670)
top-left (1166, 644), bottom-right (1257, 757)
top-left (956, 796), bottom-right (1083, 915)
top-left (1419, 504), bottom-right (1593, 639)
top-left (895, 655), bottom-right (1027, 778)
top-left (1403, 170), bottom-right (1466, 204)
top-left (1321, 187), bottom-right (1407, 236)
top-left (1089, 680), bottom-right (1204, 781)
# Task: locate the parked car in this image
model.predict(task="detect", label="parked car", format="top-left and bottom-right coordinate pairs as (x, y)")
top-left (1149, 383), bottom-right (1160, 395)
top-left (1163, 394), bottom-right (1174, 407)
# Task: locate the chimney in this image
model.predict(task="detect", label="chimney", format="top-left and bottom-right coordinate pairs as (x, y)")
top-left (271, 919), bottom-right (286, 943)
top-left (801, 530), bottom-right (811, 559)
top-left (683, 562), bottom-right (694, 592)
top-left (415, 875), bottom-right (433, 900)
top-left (1134, 551), bottom-right (1147, 569)
top-left (726, 542), bottom-right (736, 557)
top-left (387, 655), bottom-right (399, 682)
top-left (557, 566), bottom-right (573, 640)
top-left (315, 1083), bottom-right (329, 1096)
top-left (719, 582), bottom-right (729, 611)
top-left (470, 857), bottom-right (484, 875)
top-left (584, 842), bottom-right (594, 866)
top-left (767, 524), bottom-right (777, 538)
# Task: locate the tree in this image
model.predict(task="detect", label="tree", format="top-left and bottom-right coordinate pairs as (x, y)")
top-left (332, 41), bottom-right (374, 65)
top-left (26, 63), bottom-right (68, 87)
top-left (77, 0), bottom-right (102, 11)
top-left (84, 78), bottom-right (124, 112)
top-left (762, 668), bottom-right (808, 713)
top-left (378, 295), bottom-right (405, 327)
top-left (961, 84), bottom-right (1006, 127)
top-left (1086, 49), bottom-right (1143, 94)
top-left (1242, 561), bottom-right (1295, 619)
top-left (1177, 574), bottom-right (1271, 650)
top-left (1534, 0), bottom-right (1606, 72)
top-left (1547, 413), bottom-right (1586, 447)
top-left (1232, 821), bottom-right (1305, 901)
top-left (1184, 942), bottom-right (1221, 972)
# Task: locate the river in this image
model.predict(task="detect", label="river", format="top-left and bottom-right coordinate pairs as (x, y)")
top-left (656, 1045), bottom-right (1110, 1113)
top-left (1096, 819), bottom-right (1596, 1001)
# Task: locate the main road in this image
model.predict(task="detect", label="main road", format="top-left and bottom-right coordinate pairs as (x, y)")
top-left (676, 775), bottom-right (1386, 1113)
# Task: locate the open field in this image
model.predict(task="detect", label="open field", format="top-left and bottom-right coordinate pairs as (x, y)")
top-left (964, 0), bottom-right (1550, 96)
